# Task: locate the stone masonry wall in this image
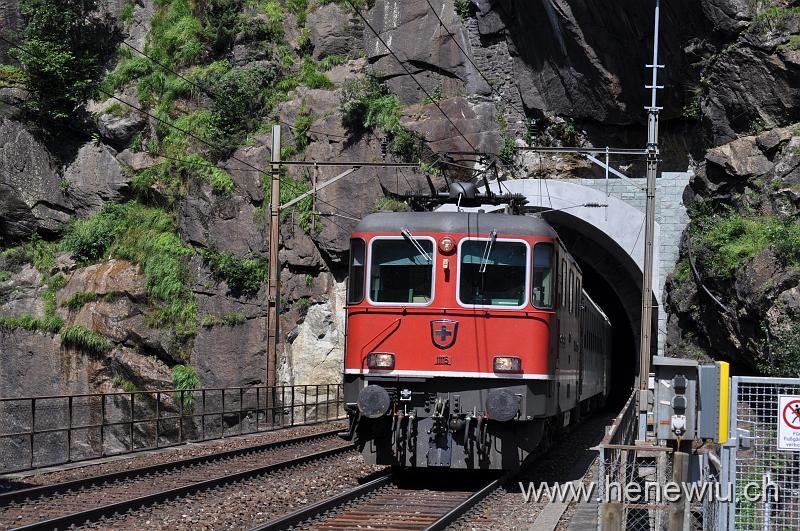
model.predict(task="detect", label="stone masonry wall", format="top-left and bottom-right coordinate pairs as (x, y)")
top-left (567, 171), bottom-right (692, 354)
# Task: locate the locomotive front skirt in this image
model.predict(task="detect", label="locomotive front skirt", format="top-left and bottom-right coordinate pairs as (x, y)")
top-left (341, 211), bottom-right (611, 469)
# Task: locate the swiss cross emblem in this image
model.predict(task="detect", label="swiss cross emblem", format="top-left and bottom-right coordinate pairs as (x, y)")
top-left (431, 320), bottom-right (458, 349)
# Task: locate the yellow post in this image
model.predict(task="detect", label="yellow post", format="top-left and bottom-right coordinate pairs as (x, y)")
top-left (718, 361), bottom-right (730, 444)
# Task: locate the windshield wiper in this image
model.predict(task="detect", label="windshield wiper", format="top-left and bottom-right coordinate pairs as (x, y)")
top-left (479, 230), bottom-right (497, 273)
top-left (401, 228), bottom-right (432, 262)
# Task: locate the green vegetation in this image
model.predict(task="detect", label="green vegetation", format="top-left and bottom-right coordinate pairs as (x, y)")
top-left (0, 65), bottom-right (28, 87)
top-left (0, 271), bottom-right (11, 283)
top-left (279, 177), bottom-right (319, 231)
top-left (286, 0), bottom-right (309, 25)
top-left (0, 314), bottom-right (61, 333)
top-left (200, 248), bottom-right (269, 296)
top-left (60, 203), bottom-right (197, 336)
top-left (340, 76), bottom-right (423, 160)
top-left (318, 54), bottom-right (346, 71)
top-left (61, 324), bottom-right (115, 354)
top-left (672, 259), bottom-right (691, 285)
top-left (691, 210), bottom-right (800, 278)
top-left (497, 110), bottom-right (516, 162)
top-left (120, 0), bottom-right (136, 24)
top-left (12, 0), bottom-right (112, 119)
top-left (373, 195), bottom-right (410, 212)
top-left (454, 0), bottom-right (476, 20)
top-left (296, 296), bottom-right (311, 312)
top-left (293, 101), bottom-right (314, 152)
top-left (223, 311), bottom-right (246, 325)
top-left (172, 364), bottom-right (200, 407)
top-left (761, 322), bottom-right (800, 377)
top-left (61, 291), bottom-right (122, 310)
top-left (112, 374), bottom-right (138, 392)
top-left (305, 273), bottom-right (314, 287)
top-left (299, 56), bottom-right (333, 89)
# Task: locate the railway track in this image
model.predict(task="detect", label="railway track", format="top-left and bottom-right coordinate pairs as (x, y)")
top-left (0, 428), bottom-right (353, 531)
top-left (252, 468), bottom-right (509, 531)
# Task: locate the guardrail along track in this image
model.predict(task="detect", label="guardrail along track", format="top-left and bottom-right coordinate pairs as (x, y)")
top-left (0, 428), bottom-right (352, 530)
top-left (254, 470), bottom-right (506, 531)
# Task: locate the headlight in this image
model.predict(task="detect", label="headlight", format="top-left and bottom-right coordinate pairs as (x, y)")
top-left (367, 352), bottom-right (395, 369)
top-left (439, 236), bottom-right (455, 253)
top-left (493, 356), bottom-right (522, 373)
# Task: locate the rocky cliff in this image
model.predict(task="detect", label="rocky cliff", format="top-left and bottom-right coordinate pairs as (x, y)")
top-left (1, 0), bottom-right (799, 401)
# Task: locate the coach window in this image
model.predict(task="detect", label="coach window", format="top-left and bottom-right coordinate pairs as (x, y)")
top-left (561, 259), bottom-right (567, 309)
top-left (459, 239), bottom-right (528, 307)
top-left (348, 238), bottom-right (366, 304)
top-left (532, 243), bottom-right (554, 309)
top-left (368, 237), bottom-right (434, 304)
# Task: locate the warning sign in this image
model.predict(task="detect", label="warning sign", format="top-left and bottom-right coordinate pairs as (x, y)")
top-left (778, 396), bottom-right (800, 451)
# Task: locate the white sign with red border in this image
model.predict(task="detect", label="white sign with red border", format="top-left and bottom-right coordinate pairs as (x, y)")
top-left (778, 395), bottom-right (800, 451)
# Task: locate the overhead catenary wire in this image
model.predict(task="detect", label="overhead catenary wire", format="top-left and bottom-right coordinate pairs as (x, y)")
top-left (344, 0), bottom-right (479, 154)
top-left (0, 34), bottom-right (365, 222)
top-left (421, 0), bottom-right (526, 117)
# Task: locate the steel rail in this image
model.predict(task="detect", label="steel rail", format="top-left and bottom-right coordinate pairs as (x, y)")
top-left (6, 440), bottom-right (354, 531)
top-left (0, 427), bottom-right (344, 506)
top-left (423, 476), bottom-right (505, 530)
top-left (251, 471), bottom-right (395, 530)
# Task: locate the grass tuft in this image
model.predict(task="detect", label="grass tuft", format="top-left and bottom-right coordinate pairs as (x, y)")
top-left (61, 325), bottom-right (115, 354)
top-left (172, 364), bottom-right (200, 408)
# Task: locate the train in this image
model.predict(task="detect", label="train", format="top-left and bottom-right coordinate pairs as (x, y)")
top-left (340, 187), bottom-right (612, 469)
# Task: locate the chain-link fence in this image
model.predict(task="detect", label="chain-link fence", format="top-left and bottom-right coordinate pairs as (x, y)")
top-left (719, 377), bottom-right (800, 531)
top-left (0, 384), bottom-right (345, 474)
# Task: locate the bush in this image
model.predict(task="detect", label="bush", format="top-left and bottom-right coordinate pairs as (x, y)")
top-left (206, 64), bottom-right (278, 149)
top-left (200, 249), bottom-right (269, 296)
top-left (61, 325), bottom-right (115, 354)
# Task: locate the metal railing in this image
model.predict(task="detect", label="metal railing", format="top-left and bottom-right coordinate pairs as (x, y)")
top-left (597, 390), bottom-right (674, 530)
top-left (0, 384), bottom-right (345, 474)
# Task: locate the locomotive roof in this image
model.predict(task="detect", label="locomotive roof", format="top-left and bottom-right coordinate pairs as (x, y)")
top-left (354, 212), bottom-right (558, 237)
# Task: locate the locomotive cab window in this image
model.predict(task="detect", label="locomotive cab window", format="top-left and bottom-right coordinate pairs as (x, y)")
top-left (348, 238), bottom-right (366, 304)
top-left (368, 237), bottom-right (434, 305)
top-left (532, 242), bottom-right (554, 309)
top-left (459, 239), bottom-right (528, 307)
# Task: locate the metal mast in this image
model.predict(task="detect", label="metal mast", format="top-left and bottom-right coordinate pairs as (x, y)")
top-left (267, 125), bottom-right (281, 388)
top-left (638, 0), bottom-right (663, 441)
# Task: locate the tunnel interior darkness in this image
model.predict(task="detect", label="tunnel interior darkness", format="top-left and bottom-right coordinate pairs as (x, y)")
top-left (575, 257), bottom-right (636, 407)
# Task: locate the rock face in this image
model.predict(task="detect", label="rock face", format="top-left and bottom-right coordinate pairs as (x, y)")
top-left (0, 119), bottom-right (70, 243)
top-left (0, 0), bottom-right (22, 63)
top-left (308, 3), bottom-right (362, 60)
top-left (666, 128), bottom-right (800, 373)
top-left (62, 143), bottom-right (133, 216)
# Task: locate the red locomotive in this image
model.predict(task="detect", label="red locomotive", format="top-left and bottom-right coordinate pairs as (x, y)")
top-left (341, 184), bottom-right (611, 469)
